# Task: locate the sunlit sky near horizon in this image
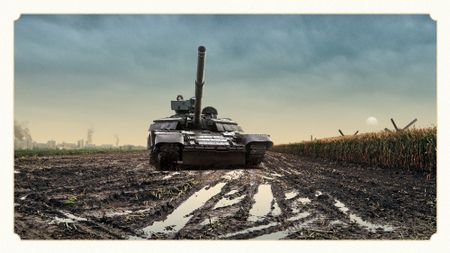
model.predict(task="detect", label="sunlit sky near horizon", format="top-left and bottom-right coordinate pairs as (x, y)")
top-left (15, 15), bottom-right (436, 145)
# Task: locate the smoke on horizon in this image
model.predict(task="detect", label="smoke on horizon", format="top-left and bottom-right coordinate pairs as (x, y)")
top-left (14, 121), bottom-right (33, 149)
top-left (87, 128), bottom-right (94, 145)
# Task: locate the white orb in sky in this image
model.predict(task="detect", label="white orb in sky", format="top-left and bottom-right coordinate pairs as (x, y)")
top-left (366, 116), bottom-right (378, 126)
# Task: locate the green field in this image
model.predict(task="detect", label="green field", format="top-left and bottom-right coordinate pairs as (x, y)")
top-left (272, 127), bottom-right (436, 172)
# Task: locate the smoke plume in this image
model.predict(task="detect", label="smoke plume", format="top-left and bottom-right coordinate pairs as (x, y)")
top-left (14, 121), bottom-right (33, 149)
top-left (86, 128), bottom-right (94, 145)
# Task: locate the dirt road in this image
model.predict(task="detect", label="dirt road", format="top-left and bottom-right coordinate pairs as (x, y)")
top-left (14, 151), bottom-right (436, 239)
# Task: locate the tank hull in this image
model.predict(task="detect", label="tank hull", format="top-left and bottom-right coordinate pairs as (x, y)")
top-left (182, 149), bottom-right (246, 166)
top-left (148, 130), bottom-right (272, 169)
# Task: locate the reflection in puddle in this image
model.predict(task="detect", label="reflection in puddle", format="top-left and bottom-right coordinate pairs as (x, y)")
top-left (252, 230), bottom-right (289, 240)
top-left (287, 211), bottom-right (310, 222)
top-left (106, 210), bottom-right (133, 217)
top-left (330, 220), bottom-right (347, 226)
top-left (162, 172), bottom-right (180, 180)
top-left (49, 211), bottom-right (87, 224)
top-left (271, 201), bottom-right (281, 216)
top-left (284, 190), bottom-right (298, 200)
top-left (222, 170), bottom-right (244, 180)
top-left (334, 199), bottom-right (394, 232)
top-left (142, 182), bottom-right (226, 236)
top-left (214, 195), bottom-right (246, 209)
top-left (297, 198), bottom-right (311, 204)
top-left (334, 199), bottom-right (350, 212)
top-left (225, 190), bottom-right (238, 196)
top-left (291, 198), bottom-right (311, 213)
top-left (219, 222), bottom-right (278, 238)
top-left (103, 207), bottom-right (151, 218)
top-left (127, 235), bottom-right (145, 240)
top-left (271, 173), bottom-right (283, 178)
top-left (247, 184), bottom-right (273, 222)
top-left (200, 216), bottom-right (219, 226)
top-left (50, 217), bottom-right (80, 224)
top-left (135, 208), bottom-right (152, 214)
top-left (252, 217), bottom-right (318, 240)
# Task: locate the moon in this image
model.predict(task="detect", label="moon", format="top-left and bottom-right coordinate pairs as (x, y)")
top-left (366, 116), bottom-right (378, 126)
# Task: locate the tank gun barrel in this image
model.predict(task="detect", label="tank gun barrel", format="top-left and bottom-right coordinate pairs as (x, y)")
top-left (194, 46), bottom-right (206, 128)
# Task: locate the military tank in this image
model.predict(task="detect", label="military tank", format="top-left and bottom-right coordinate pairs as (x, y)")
top-left (148, 46), bottom-right (273, 169)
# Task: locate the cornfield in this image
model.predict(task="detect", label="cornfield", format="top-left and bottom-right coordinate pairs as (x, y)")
top-left (272, 127), bottom-right (436, 172)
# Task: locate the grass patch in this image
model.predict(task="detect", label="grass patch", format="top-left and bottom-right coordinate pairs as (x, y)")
top-left (63, 196), bottom-right (78, 205)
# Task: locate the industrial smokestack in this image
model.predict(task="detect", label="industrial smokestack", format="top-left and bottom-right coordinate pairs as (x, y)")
top-left (87, 128), bottom-right (94, 145)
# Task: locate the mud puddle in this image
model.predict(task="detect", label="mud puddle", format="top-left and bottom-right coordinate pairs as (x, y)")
top-left (222, 170), bottom-right (245, 180)
top-left (271, 201), bottom-right (281, 216)
top-left (287, 211), bottom-right (310, 221)
top-left (142, 182), bottom-right (226, 236)
top-left (220, 222), bottom-right (279, 238)
top-left (252, 217), bottom-right (319, 240)
top-left (49, 211), bottom-right (88, 224)
top-left (334, 199), bottom-right (394, 232)
top-left (14, 151), bottom-right (435, 239)
top-left (247, 184), bottom-right (274, 222)
top-left (162, 172), bottom-right (180, 180)
top-left (285, 190), bottom-right (298, 200)
top-left (214, 195), bottom-right (246, 209)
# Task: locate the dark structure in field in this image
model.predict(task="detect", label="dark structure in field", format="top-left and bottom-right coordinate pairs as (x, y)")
top-left (148, 46), bottom-right (273, 169)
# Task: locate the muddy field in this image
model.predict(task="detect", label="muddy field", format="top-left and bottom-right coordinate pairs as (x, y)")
top-left (14, 151), bottom-right (436, 240)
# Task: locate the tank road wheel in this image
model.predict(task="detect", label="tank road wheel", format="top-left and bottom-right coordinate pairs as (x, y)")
top-left (246, 142), bottom-right (268, 167)
top-left (156, 144), bottom-right (181, 171)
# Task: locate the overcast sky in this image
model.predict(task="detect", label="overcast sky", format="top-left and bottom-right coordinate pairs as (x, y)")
top-left (15, 15), bottom-right (436, 145)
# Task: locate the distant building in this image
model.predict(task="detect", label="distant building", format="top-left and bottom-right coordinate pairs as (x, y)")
top-left (47, 140), bottom-right (56, 149)
top-left (77, 139), bottom-right (85, 149)
top-left (57, 142), bottom-right (77, 149)
top-left (33, 142), bottom-right (50, 149)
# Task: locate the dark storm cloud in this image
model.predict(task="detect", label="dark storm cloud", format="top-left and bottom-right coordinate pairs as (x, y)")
top-left (15, 15), bottom-right (435, 95)
top-left (16, 15), bottom-right (435, 81)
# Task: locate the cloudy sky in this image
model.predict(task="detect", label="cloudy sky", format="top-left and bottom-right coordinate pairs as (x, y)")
top-left (15, 15), bottom-right (436, 145)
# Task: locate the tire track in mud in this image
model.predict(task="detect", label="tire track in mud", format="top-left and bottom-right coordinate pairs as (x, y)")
top-left (14, 151), bottom-right (435, 239)
top-left (136, 155), bottom-right (396, 239)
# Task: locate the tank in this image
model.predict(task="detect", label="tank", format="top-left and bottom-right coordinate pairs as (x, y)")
top-left (148, 46), bottom-right (273, 169)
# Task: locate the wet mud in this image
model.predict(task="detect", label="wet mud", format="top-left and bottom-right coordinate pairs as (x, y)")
top-left (14, 151), bottom-right (436, 239)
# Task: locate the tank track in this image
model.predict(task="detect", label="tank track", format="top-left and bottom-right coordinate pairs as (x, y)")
top-left (153, 144), bottom-right (180, 170)
top-left (246, 143), bottom-right (268, 167)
